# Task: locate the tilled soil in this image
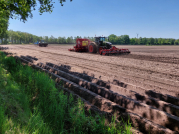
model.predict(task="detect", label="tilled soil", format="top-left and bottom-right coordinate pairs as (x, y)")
top-left (1, 44), bottom-right (179, 134)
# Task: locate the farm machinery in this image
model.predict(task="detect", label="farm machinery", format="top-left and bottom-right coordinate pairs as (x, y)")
top-left (68, 36), bottom-right (130, 55)
top-left (38, 40), bottom-right (48, 47)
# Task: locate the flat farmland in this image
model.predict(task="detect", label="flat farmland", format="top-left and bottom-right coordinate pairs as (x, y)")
top-left (1, 44), bottom-right (179, 134)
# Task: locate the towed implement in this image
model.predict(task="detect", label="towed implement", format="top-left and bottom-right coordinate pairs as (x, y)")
top-left (68, 36), bottom-right (130, 55)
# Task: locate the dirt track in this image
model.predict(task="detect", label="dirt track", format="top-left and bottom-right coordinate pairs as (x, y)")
top-left (1, 44), bottom-right (179, 134)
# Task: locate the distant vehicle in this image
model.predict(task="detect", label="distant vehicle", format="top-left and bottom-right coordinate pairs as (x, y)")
top-left (38, 40), bottom-right (48, 47)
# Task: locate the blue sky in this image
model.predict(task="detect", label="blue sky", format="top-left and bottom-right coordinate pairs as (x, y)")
top-left (8, 0), bottom-right (179, 39)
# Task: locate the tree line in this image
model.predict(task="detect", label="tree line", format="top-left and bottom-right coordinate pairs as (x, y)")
top-left (0, 3), bottom-right (9, 43)
top-left (0, 30), bottom-right (96, 44)
top-left (108, 34), bottom-right (179, 45)
top-left (42, 35), bottom-right (95, 44)
top-left (1, 30), bottom-right (179, 45)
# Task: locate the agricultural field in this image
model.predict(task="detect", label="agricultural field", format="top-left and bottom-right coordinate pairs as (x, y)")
top-left (1, 44), bottom-right (179, 134)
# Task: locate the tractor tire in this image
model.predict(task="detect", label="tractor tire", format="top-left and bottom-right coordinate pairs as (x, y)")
top-left (88, 43), bottom-right (97, 53)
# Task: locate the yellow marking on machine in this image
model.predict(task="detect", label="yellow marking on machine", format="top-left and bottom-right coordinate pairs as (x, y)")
top-left (82, 41), bottom-right (88, 46)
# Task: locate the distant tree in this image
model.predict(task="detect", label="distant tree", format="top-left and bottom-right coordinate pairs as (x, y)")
top-left (44, 36), bottom-right (49, 43)
top-left (116, 36), bottom-right (122, 44)
top-left (70, 36), bottom-right (74, 43)
top-left (54, 37), bottom-right (57, 43)
top-left (8, 30), bottom-right (14, 43)
top-left (14, 32), bottom-right (20, 44)
top-left (130, 38), bottom-right (135, 45)
top-left (83, 36), bottom-right (88, 39)
top-left (48, 35), bottom-right (58, 43)
top-left (158, 38), bottom-right (162, 45)
top-left (161, 38), bottom-right (166, 45)
top-left (24, 32), bottom-right (28, 43)
top-left (33, 35), bottom-right (38, 43)
top-left (108, 34), bottom-right (117, 44)
top-left (66, 37), bottom-right (72, 44)
top-left (89, 37), bottom-right (95, 42)
top-left (109, 34), bottom-right (117, 38)
top-left (61, 37), bottom-right (66, 44)
top-left (165, 39), bottom-right (170, 45)
top-left (153, 38), bottom-right (156, 45)
top-left (174, 39), bottom-right (179, 45)
top-left (57, 36), bottom-right (63, 44)
top-left (135, 38), bottom-right (139, 45)
top-left (16, 31), bottom-right (22, 44)
top-left (170, 38), bottom-right (175, 45)
top-left (123, 35), bottom-right (130, 44)
top-left (76, 36), bottom-right (81, 39)
top-left (149, 38), bottom-right (154, 45)
top-left (142, 37), bottom-right (147, 45)
top-left (138, 37), bottom-right (143, 45)
top-left (0, 4), bottom-right (9, 39)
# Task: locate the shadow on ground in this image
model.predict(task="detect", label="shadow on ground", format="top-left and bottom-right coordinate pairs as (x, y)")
top-left (0, 46), bottom-right (9, 50)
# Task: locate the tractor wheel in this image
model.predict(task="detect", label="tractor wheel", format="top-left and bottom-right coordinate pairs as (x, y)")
top-left (88, 43), bottom-right (97, 53)
top-left (99, 47), bottom-right (103, 54)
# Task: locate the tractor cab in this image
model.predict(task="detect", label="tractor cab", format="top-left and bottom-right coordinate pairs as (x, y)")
top-left (95, 37), bottom-right (106, 45)
top-left (95, 37), bottom-right (111, 49)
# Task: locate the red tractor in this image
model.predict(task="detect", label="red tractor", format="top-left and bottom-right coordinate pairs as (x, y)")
top-left (69, 36), bottom-right (130, 55)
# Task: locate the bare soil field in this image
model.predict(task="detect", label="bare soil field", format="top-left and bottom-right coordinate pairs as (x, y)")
top-left (1, 44), bottom-right (179, 134)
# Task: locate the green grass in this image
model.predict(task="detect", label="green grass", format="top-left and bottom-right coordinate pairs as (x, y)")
top-left (0, 51), bottom-right (132, 134)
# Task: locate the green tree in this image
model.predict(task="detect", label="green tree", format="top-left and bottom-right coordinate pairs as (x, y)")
top-left (161, 38), bottom-right (165, 45)
top-left (169, 38), bottom-right (175, 45)
top-left (57, 36), bottom-right (63, 44)
top-left (165, 39), bottom-right (170, 45)
top-left (130, 38), bottom-right (135, 45)
top-left (70, 36), bottom-right (75, 43)
top-left (115, 36), bottom-right (121, 44)
top-left (142, 37), bottom-right (147, 45)
top-left (149, 38), bottom-right (154, 45)
top-left (174, 39), bottom-right (179, 45)
top-left (66, 37), bottom-right (71, 44)
top-left (135, 38), bottom-right (139, 45)
top-left (0, 0), bottom-right (73, 23)
top-left (123, 35), bottom-right (130, 44)
top-left (44, 36), bottom-right (49, 43)
top-left (33, 35), bottom-right (39, 43)
top-left (154, 38), bottom-right (158, 45)
top-left (8, 30), bottom-right (15, 43)
top-left (61, 37), bottom-right (66, 44)
top-left (0, 31), bottom-right (8, 44)
top-left (174, 40), bottom-right (178, 45)
top-left (108, 34), bottom-right (117, 44)
top-left (16, 31), bottom-right (23, 44)
top-left (0, 5), bottom-right (9, 44)
top-left (139, 37), bottom-right (143, 45)
top-left (158, 38), bottom-right (162, 45)
top-left (14, 32), bottom-right (20, 44)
